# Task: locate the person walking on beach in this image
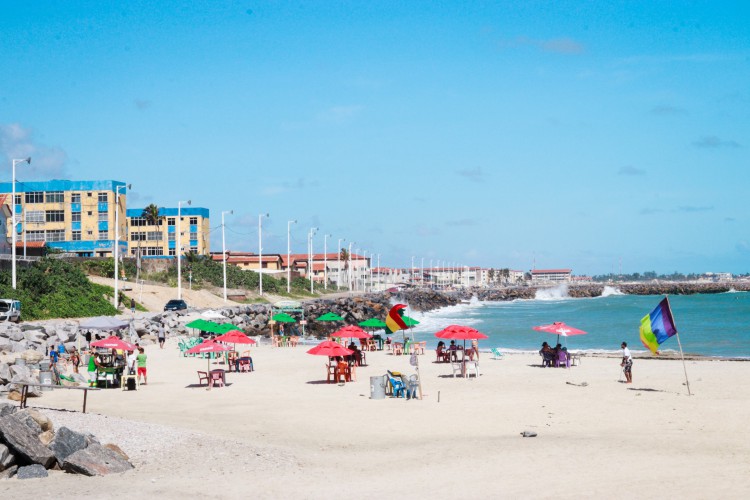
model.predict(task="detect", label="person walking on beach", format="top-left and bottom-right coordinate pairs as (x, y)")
top-left (621, 341), bottom-right (633, 383)
top-left (130, 298), bottom-right (136, 314)
top-left (158, 325), bottom-right (166, 349)
top-left (136, 347), bottom-right (148, 385)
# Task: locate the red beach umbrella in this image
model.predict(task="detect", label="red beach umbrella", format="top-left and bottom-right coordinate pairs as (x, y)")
top-left (90, 335), bottom-right (136, 351)
top-left (186, 340), bottom-right (231, 380)
top-left (435, 325), bottom-right (488, 341)
top-left (533, 321), bottom-right (587, 344)
top-left (331, 325), bottom-right (372, 340)
top-left (213, 330), bottom-right (257, 345)
top-left (306, 340), bottom-right (353, 357)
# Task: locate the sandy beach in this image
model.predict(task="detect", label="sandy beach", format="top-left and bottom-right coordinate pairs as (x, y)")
top-left (3, 340), bottom-right (750, 499)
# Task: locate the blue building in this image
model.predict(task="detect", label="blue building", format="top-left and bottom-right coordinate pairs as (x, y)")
top-left (0, 179), bottom-right (129, 257)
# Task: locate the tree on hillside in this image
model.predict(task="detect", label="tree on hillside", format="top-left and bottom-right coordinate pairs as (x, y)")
top-left (137, 204), bottom-right (163, 280)
top-left (340, 248), bottom-right (350, 289)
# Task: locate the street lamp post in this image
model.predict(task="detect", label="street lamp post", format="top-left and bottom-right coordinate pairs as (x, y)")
top-left (308, 227), bottom-right (318, 293)
top-left (114, 183), bottom-right (132, 309)
top-left (337, 238), bottom-right (345, 291)
top-left (221, 210), bottom-right (233, 302)
top-left (323, 234), bottom-right (331, 290)
top-left (421, 257), bottom-right (424, 289)
top-left (11, 157), bottom-right (30, 289)
top-left (287, 219), bottom-right (297, 293)
top-left (177, 200), bottom-right (191, 300)
top-left (258, 213), bottom-right (269, 296)
top-left (362, 250), bottom-right (368, 292)
top-left (348, 241), bottom-right (354, 292)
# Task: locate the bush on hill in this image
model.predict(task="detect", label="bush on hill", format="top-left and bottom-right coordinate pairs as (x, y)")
top-left (0, 258), bottom-right (118, 320)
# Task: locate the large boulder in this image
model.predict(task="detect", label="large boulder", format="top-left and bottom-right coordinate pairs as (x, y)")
top-left (11, 340), bottom-right (28, 353)
top-left (0, 415), bottom-right (56, 468)
top-left (11, 410), bottom-right (42, 435)
top-left (16, 463), bottom-right (48, 479)
top-left (50, 426), bottom-right (87, 467)
top-left (9, 364), bottom-right (31, 381)
top-left (0, 464), bottom-right (17, 479)
top-left (0, 363), bottom-right (10, 384)
top-left (23, 330), bottom-right (47, 346)
top-left (62, 443), bottom-right (133, 476)
top-left (0, 443), bottom-right (15, 470)
top-left (17, 409), bottom-right (53, 433)
top-left (8, 330), bottom-right (25, 342)
top-left (0, 403), bottom-right (16, 418)
top-left (21, 349), bottom-right (45, 364)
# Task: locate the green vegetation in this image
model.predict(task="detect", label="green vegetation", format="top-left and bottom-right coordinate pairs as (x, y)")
top-left (135, 255), bottom-right (317, 297)
top-left (0, 258), bottom-right (118, 320)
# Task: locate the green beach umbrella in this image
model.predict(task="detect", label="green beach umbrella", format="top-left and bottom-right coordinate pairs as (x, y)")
top-left (185, 319), bottom-right (214, 330)
top-left (317, 312), bottom-right (344, 322)
top-left (271, 313), bottom-right (296, 323)
top-left (358, 318), bottom-right (387, 328)
top-left (216, 323), bottom-right (237, 334)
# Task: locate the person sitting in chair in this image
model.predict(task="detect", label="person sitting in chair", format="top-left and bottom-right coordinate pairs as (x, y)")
top-left (539, 342), bottom-right (555, 367)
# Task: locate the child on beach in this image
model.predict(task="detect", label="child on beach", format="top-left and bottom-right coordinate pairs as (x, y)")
top-left (136, 347), bottom-right (148, 385)
top-left (621, 342), bottom-right (633, 383)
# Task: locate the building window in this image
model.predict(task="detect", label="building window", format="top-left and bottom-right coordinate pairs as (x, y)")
top-left (26, 231), bottom-right (45, 242)
top-left (71, 230), bottom-right (82, 241)
top-left (130, 217), bottom-right (148, 227)
top-left (98, 211), bottom-right (108, 222)
top-left (168, 248), bottom-right (175, 256)
top-left (86, 230), bottom-right (93, 236)
top-left (167, 217), bottom-right (175, 226)
top-left (190, 231), bottom-right (198, 240)
top-left (190, 246), bottom-right (198, 253)
top-left (71, 193), bottom-right (81, 203)
top-left (47, 230), bottom-right (65, 242)
top-left (130, 232), bottom-right (146, 241)
top-left (168, 233), bottom-right (175, 242)
top-left (14, 195), bottom-right (21, 205)
top-left (45, 210), bottom-right (65, 223)
top-left (45, 191), bottom-right (64, 203)
top-left (144, 246), bottom-right (164, 256)
top-left (25, 192), bottom-right (44, 204)
top-left (71, 212), bottom-right (81, 222)
top-left (147, 231), bottom-right (163, 241)
top-left (26, 211), bottom-right (45, 223)
top-left (189, 217), bottom-right (198, 225)
top-left (98, 230), bottom-right (108, 240)
top-left (97, 192), bottom-right (108, 203)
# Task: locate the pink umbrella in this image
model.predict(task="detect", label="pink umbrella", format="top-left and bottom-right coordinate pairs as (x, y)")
top-left (331, 325), bottom-right (372, 340)
top-left (91, 335), bottom-right (135, 351)
top-left (533, 322), bottom-right (587, 344)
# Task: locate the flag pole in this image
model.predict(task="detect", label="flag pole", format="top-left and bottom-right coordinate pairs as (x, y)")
top-left (666, 296), bottom-right (691, 396)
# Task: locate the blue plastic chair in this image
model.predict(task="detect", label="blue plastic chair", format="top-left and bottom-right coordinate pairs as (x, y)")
top-left (388, 377), bottom-right (406, 398)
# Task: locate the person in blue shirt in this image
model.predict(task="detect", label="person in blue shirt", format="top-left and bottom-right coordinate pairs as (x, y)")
top-left (49, 345), bottom-right (59, 365)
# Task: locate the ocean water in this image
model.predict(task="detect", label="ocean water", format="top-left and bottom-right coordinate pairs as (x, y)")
top-left (404, 288), bottom-right (750, 358)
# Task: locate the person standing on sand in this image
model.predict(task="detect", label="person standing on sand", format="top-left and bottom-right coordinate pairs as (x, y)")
top-left (621, 341), bottom-right (633, 383)
top-left (87, 349), bottom-right (100, 387)
top-left (136, 347), bottom-right (148, 385)
top-left (158, 325), bottom-right (166, 349)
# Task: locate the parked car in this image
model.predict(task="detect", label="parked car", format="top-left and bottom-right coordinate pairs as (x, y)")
top-left (0, 299), bottom-right (21, 322)
top-left (164, 299), bottom-right (188, 312)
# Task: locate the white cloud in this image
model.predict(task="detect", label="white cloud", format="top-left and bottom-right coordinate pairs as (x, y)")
top-left (0, 123), bottom-right (68, 179)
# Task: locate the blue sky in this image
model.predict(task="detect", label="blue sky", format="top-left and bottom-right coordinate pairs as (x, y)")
top-left (1, 1), bottom-right (748, 275)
